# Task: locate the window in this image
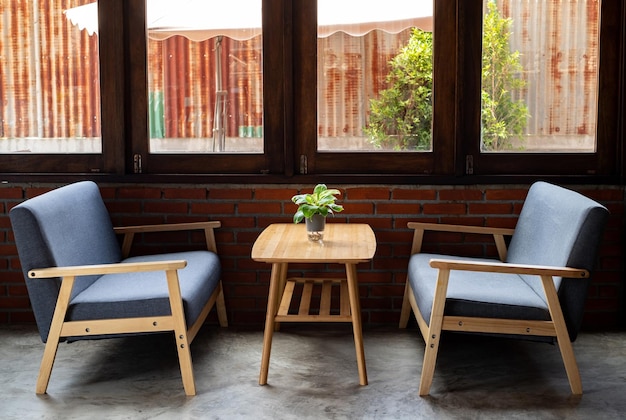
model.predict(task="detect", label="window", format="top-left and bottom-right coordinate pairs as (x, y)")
top-left (317, 1), bottom-right (433, 153)
top-left (294, 0), bottom-right (456, 175)
top-left (460, 0), bottom-right (620, 176)
top-left (0, 0), bottom-right (106, 173)
top-left (132, 0), bottom-right (275, 174)
top-left (146, 1), bottom-right (264, 154)
top-left (480, 0), bottom-right (599, 154)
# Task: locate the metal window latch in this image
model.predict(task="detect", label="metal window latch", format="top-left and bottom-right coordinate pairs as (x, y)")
top-left (300, 155), bottom-right (308, 174)
top-left (465, 155), bottom-right (473, 175)
top-left (133, 154), bottom-right (142, 174)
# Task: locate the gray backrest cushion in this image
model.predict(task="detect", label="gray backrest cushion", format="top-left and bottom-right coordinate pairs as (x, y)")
top-left (10, 181), bottom-right (122, 341)
top-left (506, 181), bottom-right (609, 339)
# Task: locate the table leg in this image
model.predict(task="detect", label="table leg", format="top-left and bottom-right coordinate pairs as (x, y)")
top-left (346, 263), bottom-right (368, 385)
top-left (259, 262), bottom-right (287, 385)
top-left (274, 263), bottom-right (287, 332)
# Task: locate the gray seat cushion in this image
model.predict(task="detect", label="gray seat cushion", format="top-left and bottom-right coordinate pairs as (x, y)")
top-left (409, 253), bottom-right (550, 326)
top-left (68, 251), bottom-right (221, 330)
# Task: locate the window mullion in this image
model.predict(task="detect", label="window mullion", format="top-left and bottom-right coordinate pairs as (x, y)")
top-left (99, 0), bottom-right (127, 174)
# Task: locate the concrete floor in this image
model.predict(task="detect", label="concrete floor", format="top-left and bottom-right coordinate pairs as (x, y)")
top-left (1, 324), bottom-right (625, 419)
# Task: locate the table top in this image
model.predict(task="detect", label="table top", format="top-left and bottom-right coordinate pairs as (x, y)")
top-left (251, 223), bottom-right (376, 263)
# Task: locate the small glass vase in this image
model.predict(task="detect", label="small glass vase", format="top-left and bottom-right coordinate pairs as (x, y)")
top-left (305, 214), bottom-right (326, 242)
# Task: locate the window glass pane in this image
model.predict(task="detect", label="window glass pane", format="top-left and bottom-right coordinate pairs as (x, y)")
top-left (481, 0), bottom-right (599, 153)
top-left (0, 0), bottom-right (101, 154)
top-left (317, 0), bottom-right (433, 152)
top-left (146, 0), bottom-right (263, 154)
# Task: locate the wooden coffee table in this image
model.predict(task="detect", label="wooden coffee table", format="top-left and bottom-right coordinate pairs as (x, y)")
top-left (252, 223), bottom-right (376, 386)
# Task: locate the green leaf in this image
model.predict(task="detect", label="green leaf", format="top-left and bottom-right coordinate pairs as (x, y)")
top-left (290, 184), bottom-right (343, 223)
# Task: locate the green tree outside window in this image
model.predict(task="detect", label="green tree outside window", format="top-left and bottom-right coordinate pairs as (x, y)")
top-left (366, 0), bottom-right (528, 152)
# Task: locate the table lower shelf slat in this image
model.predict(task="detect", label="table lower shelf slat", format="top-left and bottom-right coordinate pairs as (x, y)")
top-left (277, 277), bottom-right (352, 323)
top-left (275, 314), bottom-right (353, 322)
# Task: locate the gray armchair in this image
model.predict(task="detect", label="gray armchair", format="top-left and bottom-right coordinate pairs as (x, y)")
top-left (399, 181), bottom-right (608, 395)
top-left (10, 181), bottom-right (227, 395)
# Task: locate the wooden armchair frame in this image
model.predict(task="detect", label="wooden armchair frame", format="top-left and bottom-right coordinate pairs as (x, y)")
top-left (399, 222), bottom-right (588, 396)
top-left (29, 221), bottom-right (227, 396)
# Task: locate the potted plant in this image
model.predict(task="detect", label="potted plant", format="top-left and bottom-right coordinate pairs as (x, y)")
top-left (291, 184), bottom-right (344, 242)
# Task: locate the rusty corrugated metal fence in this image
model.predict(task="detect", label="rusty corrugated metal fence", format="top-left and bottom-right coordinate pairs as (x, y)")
top-left (148, 35), bottom-right (263, 140)
top-left (0, 0), bottom-right (100, 139)
top-left (500, 0), bottom-right (599, 143)
top-left (317, 30), bottom-right (411, 138)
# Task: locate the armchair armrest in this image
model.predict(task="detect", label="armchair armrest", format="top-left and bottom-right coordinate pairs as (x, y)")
top-left (429, 258), bottom-right (588, 278)
top-left (408, 222), bottom-right (515, 236)
top-left (29, 260), bottom-right (187, 279)
top-left (408, 222), bottom-right (515, 261)
top-left (115, 221), bottom-right (221, 257)
top-left (114, 221), bottom-right (221, 234)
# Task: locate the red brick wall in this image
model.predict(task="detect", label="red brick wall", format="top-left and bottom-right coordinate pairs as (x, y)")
top-left (0, 183), bottom-right (623, 330)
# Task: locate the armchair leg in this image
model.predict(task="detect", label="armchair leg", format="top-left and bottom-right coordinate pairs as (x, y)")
top-left (419, 268), bottom-right (450, 396)
top-left (36, 276), bottom-right (75, 394)
top-left (216, 283), bottom-right (228, 327)
top-left (399, 279), bottom-right (412, 328)
top-left (166, 269), bottom-right (197, 396)
top-left (541, 275), bottom-right (583, 394)
top-left (419, 335), bottom-right (439, 396)
top-left (36, 334), bottom-right (61, 394)
top-left (556, 332), bottom-right (582, 394)
top-left (175, 333), bottom-right (196, 396)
